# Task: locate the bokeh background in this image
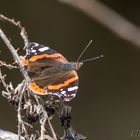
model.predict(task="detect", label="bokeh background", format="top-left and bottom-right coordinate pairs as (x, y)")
top-left (0, 0), bottom-right (140, 140)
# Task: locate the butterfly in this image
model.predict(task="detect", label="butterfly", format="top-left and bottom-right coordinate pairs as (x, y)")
top-left (21, 42), bottom-right (83, 101)
top-left (21, 41), bottom-right (102, 101)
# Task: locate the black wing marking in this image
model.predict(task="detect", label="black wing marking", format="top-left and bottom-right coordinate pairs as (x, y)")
top-left (48, 79), bottom-right (79, 101)
top-left (24, 42), bottom-right (58, 59)
top-left (24, 42), bottom-right (68, 73)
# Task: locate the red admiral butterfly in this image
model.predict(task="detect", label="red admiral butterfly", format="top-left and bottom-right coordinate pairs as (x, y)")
top-left (21, 41), bottom-right (102, 101)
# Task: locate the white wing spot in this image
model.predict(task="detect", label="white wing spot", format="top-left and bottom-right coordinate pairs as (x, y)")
top-left (38, 47), bottom-right (49, 52)
top-left (68, 86), bottom-right (78, 92)
top-left (31, 49), bottom-right (37, 53)
top-left (34, 43), bottom-right (39, 47)
top-left (61, 91), bottom-right (66, 94)
top-left (71, 94), bottom-right (76, 97)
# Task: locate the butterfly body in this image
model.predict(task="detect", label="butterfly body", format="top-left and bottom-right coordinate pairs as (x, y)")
top-left (22, 42), bottom-right (82, 101)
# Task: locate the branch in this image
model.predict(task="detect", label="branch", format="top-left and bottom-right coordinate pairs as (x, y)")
top-left (58, 0), bottom-right (140, 48)
top-left (0, 14), bottom-right (28, 45)
top-left (0, 15), bottom-right (57, 140)
top-left (0, 60), bottom-right (17, 69)
top-left (0, 14), bottom-right (85, 140)
top-left (0, 29), bottom-right (30, 82)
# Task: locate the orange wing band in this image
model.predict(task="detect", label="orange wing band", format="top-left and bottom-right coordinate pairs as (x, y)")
top-left (21, 53), bottom-right (61, 66)
top-left (28, 82), bottom-right (47, 95)
top-left (29, 53), bottom-right (61, 61)
top-left (47, 76), bottom-right (78, 90)
top-left (21, 59), bottom-right (29, 65)
top-left (20, 56), bottom-right (29, 66)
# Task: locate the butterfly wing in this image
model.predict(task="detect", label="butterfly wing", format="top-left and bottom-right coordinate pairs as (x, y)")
top-left (44, 70), bottom-right (79, 101)
top-left (23, 42), bottom-right (79, 101)
top-left (24, 42), bottom-right (65, 60)
top-left (24, 42), bottom-right (67, 64)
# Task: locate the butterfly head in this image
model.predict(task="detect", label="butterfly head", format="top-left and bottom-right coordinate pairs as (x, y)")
top-left (73, 62), bottom-right (83, 71)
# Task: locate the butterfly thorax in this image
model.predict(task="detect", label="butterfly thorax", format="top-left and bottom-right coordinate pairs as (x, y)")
top-left (61, 62), bottom-right (83, 71)
top-left (53, 62), bottom-right (83, 72)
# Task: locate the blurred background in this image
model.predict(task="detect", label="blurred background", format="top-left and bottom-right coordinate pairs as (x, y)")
top-left (0, 0), bottom-right (140, 140)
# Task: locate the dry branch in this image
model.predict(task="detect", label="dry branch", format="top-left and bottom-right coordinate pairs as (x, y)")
top-left (0, 15), bottom-right (85, 140)
top-left (0, 15), bottom-right (57, 140)
top-left (0, 14), bottom-right (28, 45)
top-left (0, 60), bottom-right (17, 69)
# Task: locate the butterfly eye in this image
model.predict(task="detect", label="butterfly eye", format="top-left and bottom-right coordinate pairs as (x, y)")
top-left (74, 62), bottom-right (83, 71)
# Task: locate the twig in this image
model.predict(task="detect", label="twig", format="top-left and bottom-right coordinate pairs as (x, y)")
top-left (0, 69), bottom-right (7, 89)
top-left (0, 14), bottom-right (28, 45)
top-left (58, 0), bottom-right (140, 48)
top-left (39, 98), bottom-right (57, 140)
top-left (0, 60), bottom-right (17, 69)
top-left (0, 69), bottom-right (14, 96)
top-left (0, 15), bottom-right (57, 140)
top-left (47, 116), bottom-right (57, 140)
top-left (17, 81), bottom-right (32, 140)
top-left (0, 28), bottom-right (30, 82)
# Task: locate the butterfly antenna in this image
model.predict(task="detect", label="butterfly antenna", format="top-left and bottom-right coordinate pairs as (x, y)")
top-left (81, 55), bottom-right (103, 63)
top-left (77, 40), bottom-right (93, 62)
